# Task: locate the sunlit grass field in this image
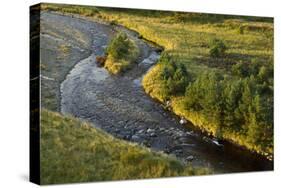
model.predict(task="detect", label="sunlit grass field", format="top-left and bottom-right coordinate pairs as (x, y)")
top-left (97, 8), bottom-right (273, 73)
top-left (41, 3), bottom-right (273, 80)
top-left (40, 110), bottom-right (208, 184)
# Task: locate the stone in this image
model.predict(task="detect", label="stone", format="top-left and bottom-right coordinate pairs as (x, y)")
top-left (186, 156), bottom-right (194, 161)
top-left (212, 139), bottom-right (224, 147)
top-left (179, 137), bottom-right (188, 143)
top-left (137, 129), bottom-right (144, 134)
top-left (179, 118), bottom-right (187, 125)
top-left (146, 128), bottom-right (154, 133)
top-left (166, 100), bottom-right (171, 106)
top-left (131, 135), bottom-right (141, 142)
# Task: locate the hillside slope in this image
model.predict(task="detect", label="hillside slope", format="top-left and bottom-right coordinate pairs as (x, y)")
top-left (40, 110), bottom-right (208, 184)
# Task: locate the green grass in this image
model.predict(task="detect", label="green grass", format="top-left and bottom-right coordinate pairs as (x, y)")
top-left (96, 9), bottom-right (272, 71)
top-left (40, 110), bottom-right (209, 184)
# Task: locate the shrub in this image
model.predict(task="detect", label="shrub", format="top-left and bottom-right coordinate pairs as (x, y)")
top-left (209, 38), bottom-right (227, 58)
top-left (231, 62), bottom-right (249, 77)
top-left (105, 32), bottom-right (139, 74)
top-left (143, 53), bottom-right (192, 102)
top-left (106, 32), bottom-right (131, 60)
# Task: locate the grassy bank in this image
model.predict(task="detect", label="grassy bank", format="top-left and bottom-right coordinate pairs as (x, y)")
top-left (40, 110), bottom-right (209, 184)
top-left (40, 3), bottom-right (273, 158)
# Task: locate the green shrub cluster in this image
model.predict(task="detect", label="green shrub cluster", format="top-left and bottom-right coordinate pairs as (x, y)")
top-left (159, 55), bottom-right (192, 98)
top-left (209, 38), bottom-right (227, 58)
top-left (104, 32), bottom-right (139, 74)
top-left (182, 62), bottom-right (273, 156)
top-left (142, 54), bottom-right (192, 102)
top-left (106, 32), bottom-right (131, 60)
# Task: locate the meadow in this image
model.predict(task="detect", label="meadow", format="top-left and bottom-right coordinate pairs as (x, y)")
top-left (40, 110), bottom-right (208, 184)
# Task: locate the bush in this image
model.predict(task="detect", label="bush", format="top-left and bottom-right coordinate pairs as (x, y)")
top-left (106, 32), bottom-right (131, 60)
top-left (209, 38), bottom-right (227, 58)
top-left (231, 62), bottom-right (249, 77)
top-left (105, 32), bottom-right (139, 74)
top-left (142, 54), bottom-right (192, 102)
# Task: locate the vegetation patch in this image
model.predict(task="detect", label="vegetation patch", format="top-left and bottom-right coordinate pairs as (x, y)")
top-left (104, 32), bottom-right (139, 74)
top-left (209, 38), bottom-right (227, 58)
top-left (142, 54), bottom-right (192, 102)
top-left (40, 110), bottom-right (209, 184)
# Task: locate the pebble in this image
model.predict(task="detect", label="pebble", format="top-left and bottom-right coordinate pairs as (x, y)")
top-left (147, 128), bottom-right (154, 133)
top-left (180, 118), bottom-right (187, 125)
top-left (131, 135), bottom-right (141, 141)
top-left (138, 129), bottom-right (144, 134)
top-left (186, 156), bottom-right (194, 161)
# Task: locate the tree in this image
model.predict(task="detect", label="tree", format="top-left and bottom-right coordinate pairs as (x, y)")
top-left (223, 79), bottom-right (243, 131)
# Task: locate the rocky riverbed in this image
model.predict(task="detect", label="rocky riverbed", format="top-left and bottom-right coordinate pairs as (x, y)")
top-left (41, 11), bottom-right (273, 174)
